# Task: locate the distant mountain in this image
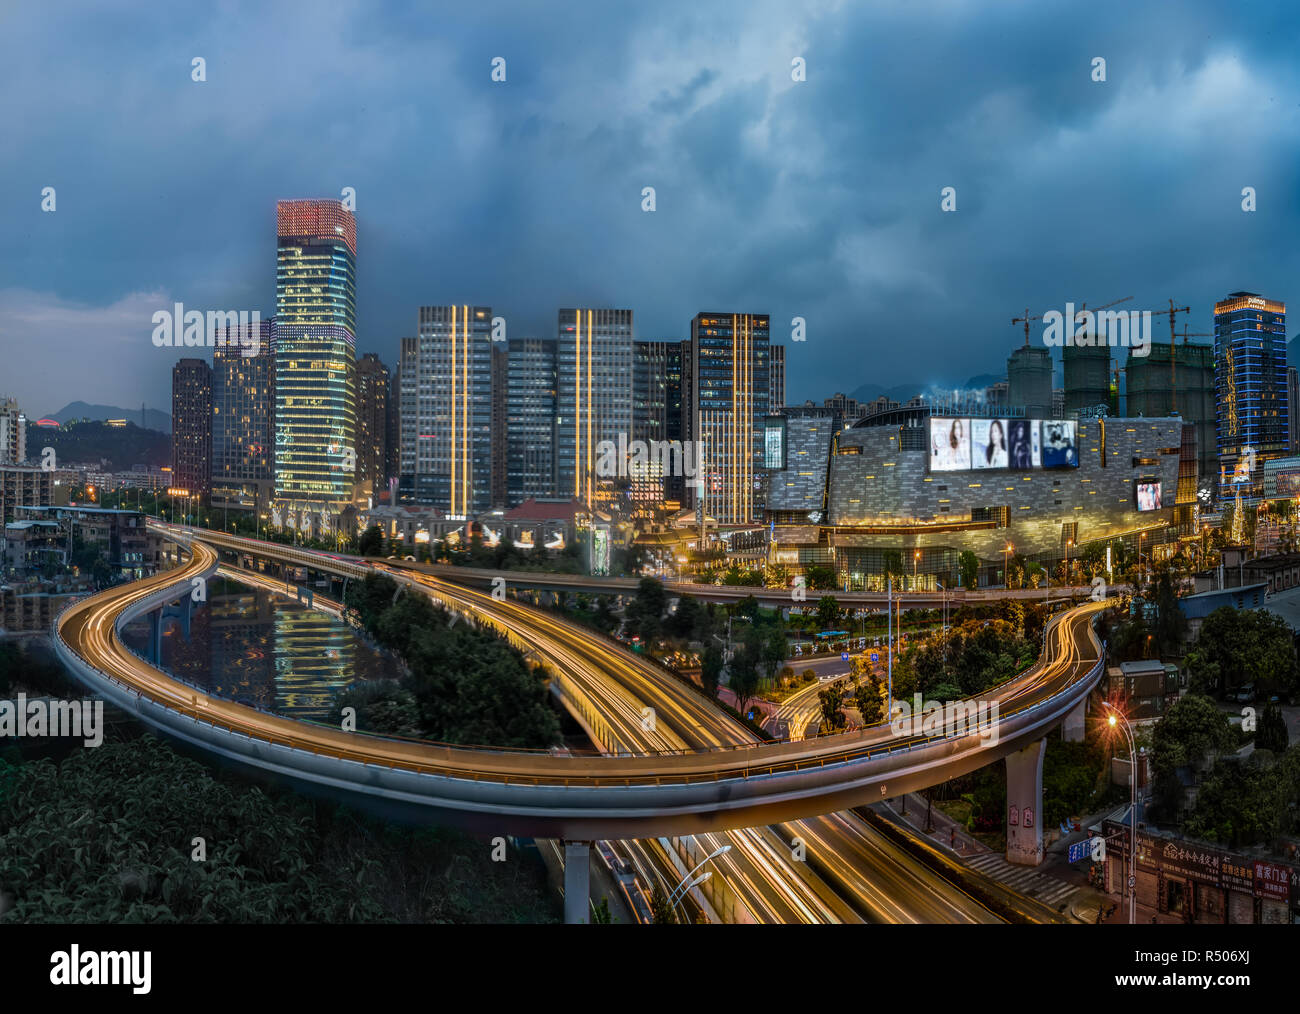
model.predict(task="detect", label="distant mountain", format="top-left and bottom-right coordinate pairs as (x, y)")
top-left (42, 401), bottom-right (171, 434)
top-left (846, 373), bottom-right (1006, 406)
top-left (39, 420), bottom-right (170, 472)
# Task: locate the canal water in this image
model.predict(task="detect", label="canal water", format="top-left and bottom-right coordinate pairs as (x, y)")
top-left (120, 576), bottom-right (396, 720)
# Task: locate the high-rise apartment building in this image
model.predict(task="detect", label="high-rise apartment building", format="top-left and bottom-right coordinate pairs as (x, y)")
top-left (506, 338), bottom-right (557, 506)
top-left (0, 398), bottom-right (27, 465)
top-left (211, 319), bottom-right (274, 512)
top-left (1289, 365), bottom-right (1299, 456)
top-left (556, 308), bottom-right (634, 506)
top-left (769, 343), bottom-right (786, 413)
top-left (172, 358), bottom-right (213, 498)
top-left (688, 312), bottom-right (771, 525)
top-left (274, 199), bottom-right (357, 507)
top-left (633, 340), bottom-right (686, 504)
top-left (490, 343), bottom-right (508, 509)
top-left (355, 352), bottom-right (390, 502)
top-left (1126, 341), bottom-right (1215, 493)
top-left (1215, 291), bottom-right (1288, 502)
top-left (399, 306), bottom-right (493, 515)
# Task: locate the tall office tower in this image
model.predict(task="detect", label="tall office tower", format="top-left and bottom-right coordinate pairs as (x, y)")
top-left (490, 343), bottom-right (508, 508)
top-left (633, 340), bottom-right (686, 504)
top-left (506, 337), bottom-right (558, 506)
top-left (399, 306), bottom-right (493, 515)
top-left (1006, 346), bottom-right (1053, 418)
top-left (1127, 341), bottom-right (1216, 492)
top-left (354, 353), bottom-right (390, 502)
top-left (0, 398), bottom-right (27, 464)
top-left (384, 364), bottom-right (400, 493)
top-left (688, 312), bottom-right (771, 526)
top-left (274, 199), bottom-right (357, 508)
top-left (1289, 366), bottom-right (1299, 455)
top-left (769, 343), bottom-right (786, 412)
top-left (172, 358), bottom-right (213, 499)
top-left (1063, 345), bottom-right (1110, 415)
top-left (211, 318), bottom-right (274, 512)
top-left (1215, 291), bottom-right (1288, 502)
top-left (556, 308), bottom-right (634, 506)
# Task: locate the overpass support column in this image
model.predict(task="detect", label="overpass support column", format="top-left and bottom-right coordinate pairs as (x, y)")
top-left (563, 840), bottom-right (592, 924)
top-left (1005, 738), bottom-right (1047, 866)
top-left (149, 610), bottom-right (162, 665)
top-left (1062, 697), bottom-right (1087, 743)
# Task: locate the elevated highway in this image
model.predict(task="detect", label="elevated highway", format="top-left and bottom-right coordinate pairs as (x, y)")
top-left (54, 524), bottom-right (1106, 844)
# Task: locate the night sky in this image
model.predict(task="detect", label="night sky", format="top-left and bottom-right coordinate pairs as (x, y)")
top-left (2, 0), bottom-right (1298, 420)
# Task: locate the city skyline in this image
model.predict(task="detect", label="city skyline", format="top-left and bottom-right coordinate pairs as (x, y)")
top-left (4, 0), bottom-right (1300, 418)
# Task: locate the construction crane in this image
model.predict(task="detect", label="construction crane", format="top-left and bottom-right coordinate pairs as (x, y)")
top-left (1011, 307), bottom-right (1044, 347)
top-left (1147, 300), bottom-right (1191, 411)
top-left (1012, 296), bottom-right (1133, 347)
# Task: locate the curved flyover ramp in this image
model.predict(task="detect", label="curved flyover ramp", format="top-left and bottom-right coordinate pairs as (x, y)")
top-left (55, 533), bottom-right (1106, 839)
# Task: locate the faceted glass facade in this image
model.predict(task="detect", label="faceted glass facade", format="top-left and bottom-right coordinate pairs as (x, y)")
top-left (274, 199), bottom-right (357, 506)
top-left (1214, 292), bottom-right (1288, 502)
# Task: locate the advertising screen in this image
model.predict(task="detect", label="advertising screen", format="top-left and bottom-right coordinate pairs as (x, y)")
top-left (763, 418), bottom-right (786, 470)
top-left (1136, 482), bottom-right (1162, 511)
top-left (971, 418), bottom-right (1009, 469)
top-left (1006, 419), bottom-right (1040, 469)
top-left (929, 417), bottom-right (971, 472)
top-left (1040, 419), bottom-right (1079, 468)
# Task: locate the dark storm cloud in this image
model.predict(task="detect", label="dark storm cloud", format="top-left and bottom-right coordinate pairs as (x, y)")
top-left (1, 0), bottom-right (1298, 417)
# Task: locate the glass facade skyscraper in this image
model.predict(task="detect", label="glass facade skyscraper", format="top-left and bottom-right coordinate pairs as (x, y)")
top-left (506, 337), bottom-right (557, 505)
top-left (399, 305), bottom-right (494, 515)
top-left (1214, 291), bottom-right (1288, 503)
top-left (688, 312), bottom-right (771, 525)
top-left (556, 308), bottom-right (634, 507)
top-left (212, 317), bottom-right (274, 512)
top-left (274, 199), bottom-right (357, 507)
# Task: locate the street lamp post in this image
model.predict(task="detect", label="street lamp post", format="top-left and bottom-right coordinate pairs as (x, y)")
top-left (667, 844), bottom-right (731, 911)
top-left (1104, 701), bottom-right (1138, 925)
top-left (913, 549), bottom-right (920, 593)
top-left (1003, 543), bottom-right (1013, 588)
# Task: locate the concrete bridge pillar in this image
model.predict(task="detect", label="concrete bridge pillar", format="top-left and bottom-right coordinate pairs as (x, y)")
top-left (1005, 737), bottom-right (1047, 866)
top-left (1062, 697), bottom-right (1087, 743)
top-left (149, 609), bottom-right (162, 664)
top-left (563, 840), bottom-right (592, 924)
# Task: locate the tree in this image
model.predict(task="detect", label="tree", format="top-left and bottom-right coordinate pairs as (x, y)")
top-left (817, 684), bottom-right (846, 733)
top-left (1151, 693), bottom-right (1235, 780)
top-left (815, 595), bottom-right (841, 630)
top-left (1257, 702), bottom-right (1290, 754)
top-left (701, 643), bottom-right (724, 698)
top-left (764, 563), bottom-right (791, 589)
top-left (591, 896), bottom-right (613, 924)
top-left (729, 627), bottom-right (763, 716)
top-left (357, 524), bottom-right (384, 556)
top-left (881, 550), bottom-right (905, 585)
top-left (958, 550), bottom-right (979, 590)
top-left (1186, 607), bottom-right (1298, 699)
top-left (650, 881), bottom-right (676, 924)
top-left (805, 564), bottom-right (838, 591)
top-left (762, 626), bottom-right (787, 681)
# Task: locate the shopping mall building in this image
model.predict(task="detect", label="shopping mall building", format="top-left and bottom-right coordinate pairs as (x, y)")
top-left (763, 406), bottom-right (1197, 589)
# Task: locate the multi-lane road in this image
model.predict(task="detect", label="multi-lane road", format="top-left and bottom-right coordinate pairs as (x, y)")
top-left (56, 525), bottom-right (1100, 922)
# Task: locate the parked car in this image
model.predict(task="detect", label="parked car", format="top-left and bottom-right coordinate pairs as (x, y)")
top-left (1235, 684), bottom-right (1256, 704)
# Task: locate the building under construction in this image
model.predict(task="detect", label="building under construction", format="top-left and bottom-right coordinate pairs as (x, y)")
top-left (1126, 341), bottom-right (1215, 496)
top-left (1007, 346), bottom-right (1053, 418)
top-left (1063, 345), bottom-right (1113, 415)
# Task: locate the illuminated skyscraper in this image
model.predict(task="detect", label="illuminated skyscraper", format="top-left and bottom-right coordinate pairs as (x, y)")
top-left (212, 317), bottom-right (274, 514)
top-left (688, 312), bottom-right (771, 525)
top-left (399, 306), bottom-right (493, 515)
top-left (1214, 291), bottom-right (1288, 503)
top-left (172, 358), bottom-right (213, 499)
top-left (556, 308), bottom-right (633, 506)
top-left (355, 352), bottom-right (390, 502)
top-left (274, 199), bottom-right (357, 508)
top-left (506, 337), bottom-right (557, 506)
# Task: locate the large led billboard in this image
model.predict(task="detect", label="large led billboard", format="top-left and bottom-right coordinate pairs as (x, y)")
top-left (1040, 419), bottom-right (1079, 468)
top-left (929, 417), bottom-right (971, 471)
top-left (763, 417), bottom-right (786, 470)
top-left (1136, 481), bottom-right (1162, 511)
top-left (1006, 419), bottom-right (1040, 469)
top-left (971, 418), bottom-right (1009, 469)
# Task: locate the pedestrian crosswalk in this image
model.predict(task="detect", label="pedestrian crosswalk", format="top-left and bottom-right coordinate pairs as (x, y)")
top-left (962, 851), bottom-right (1081, 908)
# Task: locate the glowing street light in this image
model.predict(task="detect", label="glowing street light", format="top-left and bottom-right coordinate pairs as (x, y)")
top-left (1104, 701), bottom-right (1138, 925)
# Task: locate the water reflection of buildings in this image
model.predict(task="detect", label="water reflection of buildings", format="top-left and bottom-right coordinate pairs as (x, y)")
top-left (271, 608), bottom-right (357, 718)
top-left (137, 578), bottom-right (390, 721)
